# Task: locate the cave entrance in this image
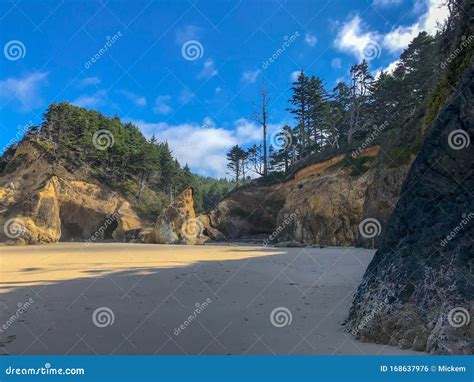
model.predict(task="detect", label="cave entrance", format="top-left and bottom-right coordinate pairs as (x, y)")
top-left (60, 222), bottom-right (83, 242)
top-left (59, 202), bottom-right (113, 242)
top-left (102, 216), bottom-right (119, 240)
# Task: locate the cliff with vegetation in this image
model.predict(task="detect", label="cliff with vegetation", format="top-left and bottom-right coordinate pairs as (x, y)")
top-left (208, 0), bottom-right (473, 250)
top-left (0, 103), bottom-right (233, 245)
top-left (208, 145), bottom-right (412, 247)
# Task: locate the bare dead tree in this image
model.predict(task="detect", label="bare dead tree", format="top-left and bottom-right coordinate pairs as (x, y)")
top-left (251, 82), bottom-right (270, 176)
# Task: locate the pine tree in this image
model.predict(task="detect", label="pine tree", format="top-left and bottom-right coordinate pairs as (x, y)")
top-left (226, 145), bottom-right (245, 183)
top-left (307, 75), bottom-right (329, 150)
top-left (287, 71), bottom-right (310, 157)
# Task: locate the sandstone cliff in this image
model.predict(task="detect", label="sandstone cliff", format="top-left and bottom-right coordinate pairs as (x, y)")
top-left (346, 59), bottom-right (474, 354)
top-left (208, 146), bottom-right (412, 247)
top-left (0, 140), bottom-right (142, 245)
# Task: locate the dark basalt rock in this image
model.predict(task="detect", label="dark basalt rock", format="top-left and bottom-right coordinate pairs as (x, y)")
top-left (346, 59), bottom-right (474, 354)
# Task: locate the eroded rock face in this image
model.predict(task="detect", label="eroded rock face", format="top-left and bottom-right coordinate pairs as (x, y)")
top-left (346, 60), bottom-right (474, 354)
top-left (276, 164), bottom-right (373, 246)
top-left (154, 187), bottom-right (207, 245)
top-left (210, 148), bottom-right (409, 247)
top-left (209, 185), bottom-right (287, 239)
top-left (0, 142), bottom-right (142, 245)
top-left (197, 214), bottom-right (225, 241)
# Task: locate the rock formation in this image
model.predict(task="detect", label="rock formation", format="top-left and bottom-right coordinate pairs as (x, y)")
top-left (154, 187), bottom-right (208, 245)
top-left (0, 141), bottom-right (142, 245)
top-left (209, 184), bottom-right (287, 239)
top-left (208, 147), bottom-right (411, 247)
top-left (197, 214), bottom-right (225, 241)
top-left (346, 60), bottom-right (474, 354)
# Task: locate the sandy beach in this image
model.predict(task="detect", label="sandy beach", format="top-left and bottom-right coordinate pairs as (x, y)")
top-left (0, 243), bottom-right (417, 355)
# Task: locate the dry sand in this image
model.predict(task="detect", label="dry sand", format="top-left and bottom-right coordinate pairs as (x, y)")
top-left (0, 243), bottom-right (417, 355)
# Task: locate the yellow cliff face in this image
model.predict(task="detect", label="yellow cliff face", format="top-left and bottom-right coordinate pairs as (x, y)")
top-left (277, 162), bottom-right (373, 246)
top-left (0, 145), bottom-right (143, 245)
top-left (209, 146), bottom-right (410, 247)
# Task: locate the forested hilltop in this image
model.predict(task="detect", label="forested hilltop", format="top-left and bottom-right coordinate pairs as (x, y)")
top-left (226, 0), bottom-right (473, 185)
top-left (0, 103), bottom-right (233, 221)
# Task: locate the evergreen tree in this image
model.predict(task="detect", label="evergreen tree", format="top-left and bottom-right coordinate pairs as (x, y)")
top-left (226, 145), bottom-right (245, 183)
top-left (287, 71), bottom-right (310, 157)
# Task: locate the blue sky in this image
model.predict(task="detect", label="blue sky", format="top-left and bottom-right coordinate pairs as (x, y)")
top-left (0, 0), bottom-right (449, 177)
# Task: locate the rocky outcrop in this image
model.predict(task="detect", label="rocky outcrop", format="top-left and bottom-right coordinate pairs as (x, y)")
top-left (197, 214), bottom-right (225, 241)
top-left (154, 187), bottom-right (208, 245)
top-left (210, 147), bottom-right (410, 247)
top-left (209, 184), bottom-right (287, 239)
top-left (0, 141), bottom-right (142, 245)
top-left (346, 60), bottom-right (474, 354)
top-left (276, 158), bottom-right (374, 246)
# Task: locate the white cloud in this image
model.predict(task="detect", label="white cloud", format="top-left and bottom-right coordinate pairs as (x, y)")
top-left (290, 70), bottom-right (301, 82)
top-left (335, 1), bottom-right (450, 59)
top-left (0, 72), bottom-right (48, 110)
top-left (78, 76), bottom-right (101, 88)
top-left (153, 95), bottom-right (172, 115)
top-left (334, 15), bottom-right (381, 61)
top-left (372, 0), bottom-right (402, 7)
top-left (131, 117), bottom-right (284, 177)
top-left (304, 32), bottom-right (318, 47)
top-left (71, 90), bottom-right (106, 108)
top-left (420, 0), bottom-right (449, 35)
top-left (197, 59), bottom-right (218, 79)
top-left (383, 0), bottom-right (448, 53)
top-left (374, 59), bottom-right (400, 78)
top-left (331, 58), bottom-right (342, 69)
top-left (241, 69), bottom-right (260, 84)
top-left (383, 25), bottom-right (420, 53)
top-left (234, 118), bottom-right (262, 142)
top-left (117, 89), bottom-right (146, 106)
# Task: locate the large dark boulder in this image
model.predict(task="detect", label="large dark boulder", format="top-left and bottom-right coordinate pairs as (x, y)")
top-left (346, 60), bottom-right (474, 354)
